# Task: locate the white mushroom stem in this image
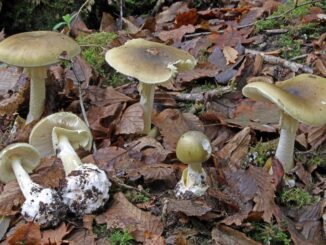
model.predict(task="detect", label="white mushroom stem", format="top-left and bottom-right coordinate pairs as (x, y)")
top-left (11, 157), bottom-right (38, 199)
top-left (139, 82), bottom-right (155, 134)
top-left (57, 135), bottom-right (83, 175)
top-left (186, 162), bottom-right (203, 187)
top-left (275, 112), bottom-right (299, 172)
top-left (24, 67), bottom-right (48, 123)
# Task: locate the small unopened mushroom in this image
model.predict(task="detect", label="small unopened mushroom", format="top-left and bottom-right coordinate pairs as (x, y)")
top-left (242, 74), bottom-right (326, 172)
top-left (29, 112), bottom-right (111, 215)
top-left (105, 39), bottom-right (196, 134)
top-left (0, 143), bottom-right (65, 227)
top-left (175, 131), bottom-right (212, 198)
top-left (0, 31), bottom-right (80, 123)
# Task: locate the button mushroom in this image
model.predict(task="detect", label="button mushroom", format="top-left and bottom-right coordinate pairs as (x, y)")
top-left (242, 74), bottom-right (326, 172)
top-left (29, 112), bottom-right (111, 216)
top-left (105, 39), bottom-right (196, 134)
top-left (0, 31), bottom-right (80, 123)
top-left (175, 131), bottom-right (212, 198)
top-left (0, 143), bottom-right (65, 227)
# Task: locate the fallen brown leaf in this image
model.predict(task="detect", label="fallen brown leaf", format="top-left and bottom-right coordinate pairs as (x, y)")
top-left (212, 224), bottom-right (260, 245)
top-left (41, 223), bottom-right (72, 245)
top-left (7, 222), bottom-right (41, 245)
top-left (87, 86), bottom-right (133, 107)
top-left (116, 103), bottom-right (144, 135)
top-left (223, 46), bottom-right (239, 65)
top-left (158, 24), bottom-right (196, 43)
top-left (175, 8), bottom-right (198, 27)
top-left (96, 192), bottom-right (163, 242)
top-left (155, 2), bottom-right (188, 24)
top-left (100, 12), bottom-right (118, 32)
top-left (0, 67), bottom-right (21, 96)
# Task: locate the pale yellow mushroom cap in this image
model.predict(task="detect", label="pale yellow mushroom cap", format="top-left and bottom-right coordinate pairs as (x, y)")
top-left (0, 31), bottom-right (81, 67)
top-left (29, 112), bottom-right (92, 157)
top-left (242, 74), bottom-right (326, 126)
top-left (0, 143), bottom-right (41, 183)
top-left (176, 131), bottom-right (212, 165)
top-left (105, 38), bottom-right (196, 84)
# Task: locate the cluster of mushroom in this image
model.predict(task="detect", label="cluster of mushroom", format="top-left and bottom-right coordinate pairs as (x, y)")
top-left (0, 112), bottom-right (111, 228)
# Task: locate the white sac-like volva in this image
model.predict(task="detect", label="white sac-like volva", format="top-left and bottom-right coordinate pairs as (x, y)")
top-left (175, 166), bottom-right (208, 199)
top-left (21, 184), bottom-right (66, 227)
top-left (61, 163), bottom-right (111, 216)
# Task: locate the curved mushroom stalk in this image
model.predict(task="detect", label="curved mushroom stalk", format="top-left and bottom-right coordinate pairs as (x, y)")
top-left (0, 144), bottom-right (65, 228)
top-left (175, 163), bottom-right (208, 198)
top-left (24, 67), bottom-right (47, 123)
top-left (275, 113), bottom-right (299, 172)
top-left (139, 83), bottom-right (155, 134)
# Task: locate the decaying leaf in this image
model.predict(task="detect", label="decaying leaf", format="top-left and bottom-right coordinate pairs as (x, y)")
top-left (223, 46), bottom-right (239, 65)
top-left (0, 67), bottom-right (21, 96)
top-left (158, 24), bottom-right (196, 43)
top-left (177, 62), bottom-right (219, 84)
top-left (7, 222), bottom-right (41, 245)
top-left (87, 86), bottom-right (133, 107)
top-left (155, 2), bottom-right (188, 24)
top-left (212, 224), bottom-right (260, 245)
top-left (153, 109), bottom-right (203, 150)
top-left (41, 223), bottom-right (72, 245)
top-left (217, 127), bottom-right (251, 169)
top-left (96, 192), bottom-right (163, 242)
top-left (223, 166), bottom-right (281, 225)
top-left (165, 197), bottom-right (213, 217)
top-left (116, 103), bottom-right (144, 135)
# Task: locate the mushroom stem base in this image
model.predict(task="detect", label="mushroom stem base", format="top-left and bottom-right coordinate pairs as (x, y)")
top-left (275, 113), bottom-right (299, 172)
top-left (24, 67), bottom-right (47, 123)
top-left (139, 83), bottom-right (155, 135)
top-left (175, 165), bottom-right (208, 198)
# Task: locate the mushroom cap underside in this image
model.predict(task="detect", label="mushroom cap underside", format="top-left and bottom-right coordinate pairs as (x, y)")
top-left (0, 143), bottom-right (41, 183)
top-left (29, 112), bottom-right (92, 157)
top-left (176, 131), bottom-right (212, 165)
top-left (105, 38), bottom-right (196, 84)
top-left (0, 31), bottom-right (80, 67)
top-left (242, 74), bottom-right (326, 126)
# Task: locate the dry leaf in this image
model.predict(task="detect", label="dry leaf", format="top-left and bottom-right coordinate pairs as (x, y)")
top-left (7, 222), bottom-right (41, 245)
top-left (116, 103), bottom-right (144, 135)
top-left (165, 198), bottom-right (213, 217)
top-left (41, 223), bottom-right (72, 245)
top-left (175, 8), bottom-right (198, 27)
top-left (95, 192), bottom-right (163, 242)
top-left (0, 67), bottom-right (21, 96)
top-left (100, 12), bottom-right (117, 32)
top-left (217, 127), bottom-right (251, 169)
top-left (212, 224), bottom-right (260, 245)
top-left (87, 86), bottom-right (133, 107)
top-left (223, 46), bottom-right (239, 65)
top-left (158, 24), bottom-right (196, 43)
top-left (155, 2), bottom-right (188, 24)
top-left (177, 62), bottom-right (219, 83)
top-left (65, 229), bottom-right (96, 245)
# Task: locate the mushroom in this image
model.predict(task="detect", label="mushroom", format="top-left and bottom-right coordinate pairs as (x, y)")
top-left (175, 131), bottom-right (212, 198)
top-left (105, 38), bottom-right (196, 134)
top-left (0, 31), bottom-right (80, 123)
top-left (29, 112), bottom-right (111, 216)
top-left (0, 143), bottom-right (65, 227)
top-left (242, 74), bottom-right (326, 172)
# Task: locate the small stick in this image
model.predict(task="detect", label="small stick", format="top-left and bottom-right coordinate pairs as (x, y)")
top-left (245, 49), bottom-right (313, 73)
top-left (174, 86), bottom-right (234, 102)
top-left (110, 175), bottom-right (151, 197)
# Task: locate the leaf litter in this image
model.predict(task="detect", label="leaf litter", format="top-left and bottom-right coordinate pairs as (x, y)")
top-left (0, 0), bottom-right (325, 244)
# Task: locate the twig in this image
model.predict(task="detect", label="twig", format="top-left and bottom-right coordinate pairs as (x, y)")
top-left (237, 0), bottom-right (322, 29)
top-left (117, 0), bottom-right (124, 30)
top-left (69, 59), bottom-right (97, 153)
top-left (110, 176), bottom-right (151, 197)
top-left (151, 0), bottom-right (165, 15)
top-left (290, 54), bottom-right (308, 61)
top-left (175, 86), bottom-right (234, 102)
top-left (245, 49), bottom-right (313, 73)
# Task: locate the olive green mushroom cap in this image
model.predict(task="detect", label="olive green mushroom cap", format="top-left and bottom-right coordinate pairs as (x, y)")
top-left (176, 131), bottom-right (212, 165)
top-left (242, 74), bottom-right (326, 126)
top-left (0, 31), bottom-right (81, 67)
top-left (105, 38), bottom-right (196, 84)
top-left (0, 143), bottom-right (41, 183)
top-left (29, 112), bottom-right (92, 157)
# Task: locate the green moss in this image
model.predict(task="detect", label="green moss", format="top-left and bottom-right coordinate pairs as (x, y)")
top-left (244, 140), bottom-right (277, 167)
top-left (93, 225), bottom-right (134, 245)
top-left (77, 32), bottom-right (117, 76)
top-left (124, 189), bottom-right (149, 204)
top-left (278, 34), bottom-right (302, 60)
top-left (249, 222), bottom-right (291, 245)
top-left (107, 72), bottom-right (131, 87)
top-left (280, 187), bottom-right (319, 208)
top-left (110, 229), bottom-right (134, 245)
